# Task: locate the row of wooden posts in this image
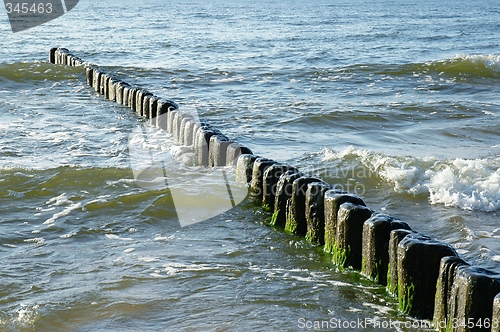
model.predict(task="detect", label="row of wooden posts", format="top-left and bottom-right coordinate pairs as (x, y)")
top-left (50, 47), bottom-right (500, 331)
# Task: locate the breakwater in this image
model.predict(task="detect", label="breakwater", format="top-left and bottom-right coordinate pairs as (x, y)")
top-left (49, 47), bottom-right (500, 331)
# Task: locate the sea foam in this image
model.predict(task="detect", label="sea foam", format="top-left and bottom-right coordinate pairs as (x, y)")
top-left (323, 146), bottom-right (500, 211)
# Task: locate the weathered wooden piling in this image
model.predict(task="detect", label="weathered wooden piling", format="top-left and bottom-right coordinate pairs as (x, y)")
top-left (387, 229), bottom-right (414, 295)
top-left (108, 77), bottom-right (120, 102)
top-left (284, 176), bottom-right (323, 236)
top-left (271, 171), bottom-right (303, 229)
top-left (493, 293), bottom-right (500, 332)
top-left (100, 74), bottom-right (108, 98)
top-left (236, 154), bottom-right (259, 184)
top-left (182, 119), bottom-right (196, 145)
top-left (49, 48), bottom-right (57, 64)
top-left (92, 69), bottom-right (102, 93)
top-left (85, 66), bottom-right (94, 87)
top-left (226, 143), bottom-right (253, 167)
top-left (135, 89), bottom-right (152, 116)
top-left (209, 134), bottom-right (231, 167)
top-left (116, 81), bottom-right (131, 106)
top-left (167, 109), bottom-right (178, 133)
top-left (156, 99), bottom-right (174, 130)
top-left (250, 158), bottom-right (277, 199)
top-left (305, 182), bottom-right (331, 245)
top-left (447, 265), bottom-right (500, 332)
top-left (397, 233), bottom-right (458, 319)
top-left (173, 112), bottom-right (185, 142)
top-left (142, 94), bottom-right (152, 119)
top-left (263, 164), bottom-right (299, 208)
top-left (128, 87), bottom-right (138, 111)
top-left (178, 117), bottom-right (191, 144)
top-left (433, 256), bottom-right (469, 330)
top-left (194, 126), bottom-right (220, 167)
top-left (334, 202), bottom-right (372, 269)
top-left (147, 96), bottom-right (159, 125)
top-left (361, 214), bottom-right (411, 285)
top-left (324, 190), bottom-right (366, 254)
top-left (122, 86), bottom-right (131, 107)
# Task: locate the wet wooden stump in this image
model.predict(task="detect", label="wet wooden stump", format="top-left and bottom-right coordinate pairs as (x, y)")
top-left (236, 154), bottom-right (259, 184)
top-left (305, 182), bottom-right (331, 245)
top-left (324, 191), bottom-right (366, 254)
top-left (250, 158), bottom-right (276, 200)
top-left (263, 164), bottom-right (299, 208)
top-left (271, 171), bottom-right (303, 229)
top-left (226, 143), bottom-right (253, 167)
top-left (284, 176), bottom-right (323, 236)
top-left (361, 214), bottom-right (411, 285)
top-left (334, 202), bottom-right (372, 269)
top-left (397, 233), bottom-right (458, 319)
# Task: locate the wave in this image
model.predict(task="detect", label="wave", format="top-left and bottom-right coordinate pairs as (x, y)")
top-left (102, 54), bottom-right (500, 88)
top-left (0, 61), bottom-right (82, 83)
top-left (322, 146), bottom-right (500, 212)
top-left (410, 54), bottom-right (500, 81)
top-left (306, 54), bottom-right (500, 84)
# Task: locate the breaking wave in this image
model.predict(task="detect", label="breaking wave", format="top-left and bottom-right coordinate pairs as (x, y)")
top-left (323, 146), bottom-right (500, 212)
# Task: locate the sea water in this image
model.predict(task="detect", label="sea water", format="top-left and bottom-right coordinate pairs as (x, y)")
top-left (1, 0), bottom-right (499, 330)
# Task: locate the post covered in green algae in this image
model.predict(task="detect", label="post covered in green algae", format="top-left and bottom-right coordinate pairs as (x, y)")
top-left (285, 176), bottom-right (323, 237)
top-left (448, 265), bottom-right (500, 332)
top-left (304, 182), bottom-right (331, 245)
top-left (433, 256), bottom-right (469, 331)
top-left (263, 165), bottom-right (299, 209)
top-left (334, 202), bottom-right (372, 269)
top-left (272, 171), bottom-right (302, 229)
top-left (361, 214), bottom-right (411, 285)
top-left (250, 158), bottom-right (276, 200)
top-left (324, 190), bottom-right (366, 255)
top-left (387, 229), bottom-right (413, 295)
top-left (397, 233), bottom-right (458, 319)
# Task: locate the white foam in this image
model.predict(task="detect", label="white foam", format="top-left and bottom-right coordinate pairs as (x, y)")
top-left (323, 146), bottom-right (500, 211)
top-left (105, 234), bottom-right (120, 240)
top-left (104, 234), bottom-right (133, 241)
top-left (45, 193), bottom-right (72, 206)
top-left (60, 233), bottom-right (76, 239)
top-left (139, 257), bottom-right (159, 263)
top-left (13, 304), bottom-right (39, 329)
top-left (43, 202), bottom-right (82, 225)
top-left (154, 235), bottom-right (174, 241)
top-left (426, 159), bottom-right (500, 211)
top-left (150, 273), bottom-right (165, 278)
top-left (24, 238), bottom-right (45, 245)
top-left (460, 54), bottom-right (500, 70)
